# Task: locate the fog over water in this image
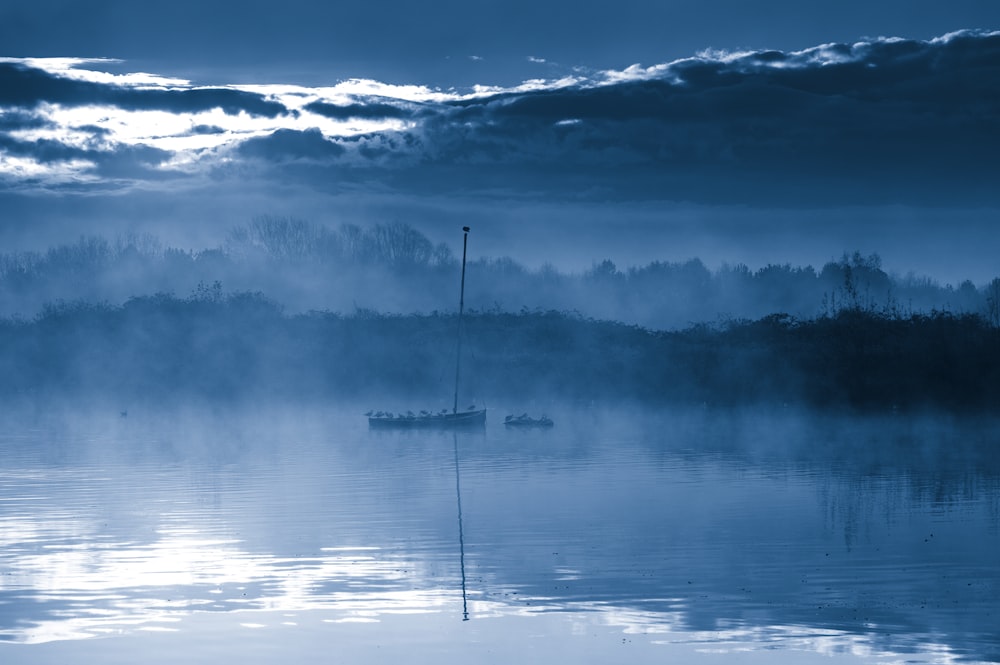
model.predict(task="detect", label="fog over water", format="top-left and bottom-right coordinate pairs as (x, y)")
top-left (1, 404), bottom-right (998, 664)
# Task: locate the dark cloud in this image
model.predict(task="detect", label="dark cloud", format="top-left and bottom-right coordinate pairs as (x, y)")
top-left (1, 30), bottom-right (999, 210)
top-left (365, 30), bottom-right (1000, 206)
top-left (0, 108), bottom-right (49, 131)
top-left (122, 86), bottom-right (288, 118)
top-left (90, 143), bottom-right (173, 179)
top-left (190, 124), bottom-right (226, 135)
top-left (304, 100), bottom-right (413, 121)
top-left (75, 123), bottom-right (113, 137)
top-left (0, 133), bottom-right (90, 164)
top-left (0, 62), bottom-right (287, 117)
top-left (237, 128), bottom-right (347, 162)
top-left (0, 131), bottom-right (170, 181)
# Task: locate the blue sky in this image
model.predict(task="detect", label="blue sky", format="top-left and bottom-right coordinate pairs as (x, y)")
top-left (4, 0), bottom-right (998, 86)
top-left (1, 1), bottom-right (999, 283)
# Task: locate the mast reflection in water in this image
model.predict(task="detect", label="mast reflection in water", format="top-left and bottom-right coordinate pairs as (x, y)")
top-left (0, 405), bottom-right (998, 664)
top-left (454, 433), bottom-right (469, 621)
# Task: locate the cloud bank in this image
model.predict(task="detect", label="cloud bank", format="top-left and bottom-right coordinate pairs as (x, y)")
top-left (1, 29), bottom-right (998, 206)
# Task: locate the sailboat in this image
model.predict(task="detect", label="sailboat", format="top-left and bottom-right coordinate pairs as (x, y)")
top-left (368, 226), bottom-right (487, 429)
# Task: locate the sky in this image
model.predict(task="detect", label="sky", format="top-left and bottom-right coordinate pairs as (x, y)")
top-left (1, 1), bottom-right (999, 284)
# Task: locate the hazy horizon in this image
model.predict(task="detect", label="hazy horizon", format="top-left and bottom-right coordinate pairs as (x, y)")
top-left (2, 204), bottom-right (998, 288)
top-left (3, 22), bottom-right (1000, 286)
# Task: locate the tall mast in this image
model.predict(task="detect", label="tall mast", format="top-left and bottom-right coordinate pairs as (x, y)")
top-left (452, 226), bottom-right (470, 415)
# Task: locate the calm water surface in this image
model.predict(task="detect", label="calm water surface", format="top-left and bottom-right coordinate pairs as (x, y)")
top-left (1, 404), bottom-right (998, 664)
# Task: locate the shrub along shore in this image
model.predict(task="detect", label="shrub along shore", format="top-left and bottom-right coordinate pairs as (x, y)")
top-left (1, 292), bottom-right (998, 411)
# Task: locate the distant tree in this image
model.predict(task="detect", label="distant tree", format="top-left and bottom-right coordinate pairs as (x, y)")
top-left (986, 278), bottom-right (1000, 327)
top-left (432, 242), bottom-right (455, 267)
top-left (537, 262), bottom-right (562, 284)
top-left (586, 259), bottom-right (619, 281)
top-left (227, 216), bottom-right (323, 260)
top-left (954, 280), bottom-right (981, 313)
top-left (0, 250), bottom-right (41, 282)
top-left (820, 251), bottom-right (890, 315)
top-left (370, 222), bottom-right (435, 268)
top-left (43, 236), bottom-right (112, 275)
top-left (113, 232), bottom-right (162, 259)
top-left (477, 256), bottom-right (527, 277)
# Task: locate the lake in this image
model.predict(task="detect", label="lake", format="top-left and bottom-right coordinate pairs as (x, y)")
top-left (1, 403), bottom-right (998, 664)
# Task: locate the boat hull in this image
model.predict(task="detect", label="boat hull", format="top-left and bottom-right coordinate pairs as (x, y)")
top-left (504, 419), bottom-right (554, 428)
top-left (368, 409), bottom-right (487, 429)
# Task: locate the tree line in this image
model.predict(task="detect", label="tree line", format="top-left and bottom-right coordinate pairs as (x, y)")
top-left (0, 218), bottom-right (998, 329)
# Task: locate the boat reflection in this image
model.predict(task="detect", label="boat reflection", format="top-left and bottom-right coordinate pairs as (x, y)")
top-left (453, 433), bottom-right (469, 621)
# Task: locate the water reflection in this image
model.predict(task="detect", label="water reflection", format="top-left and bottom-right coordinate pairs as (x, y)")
top-left (453, 434), bottom-right (469, 621)
top-left (0, 406), bottom-right (997, 663)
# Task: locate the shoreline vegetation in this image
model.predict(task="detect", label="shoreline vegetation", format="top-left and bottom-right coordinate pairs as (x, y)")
top-left (1, 219), bottom-right (998, 412)
top-left (1, 292), bottom-right (997, 411)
